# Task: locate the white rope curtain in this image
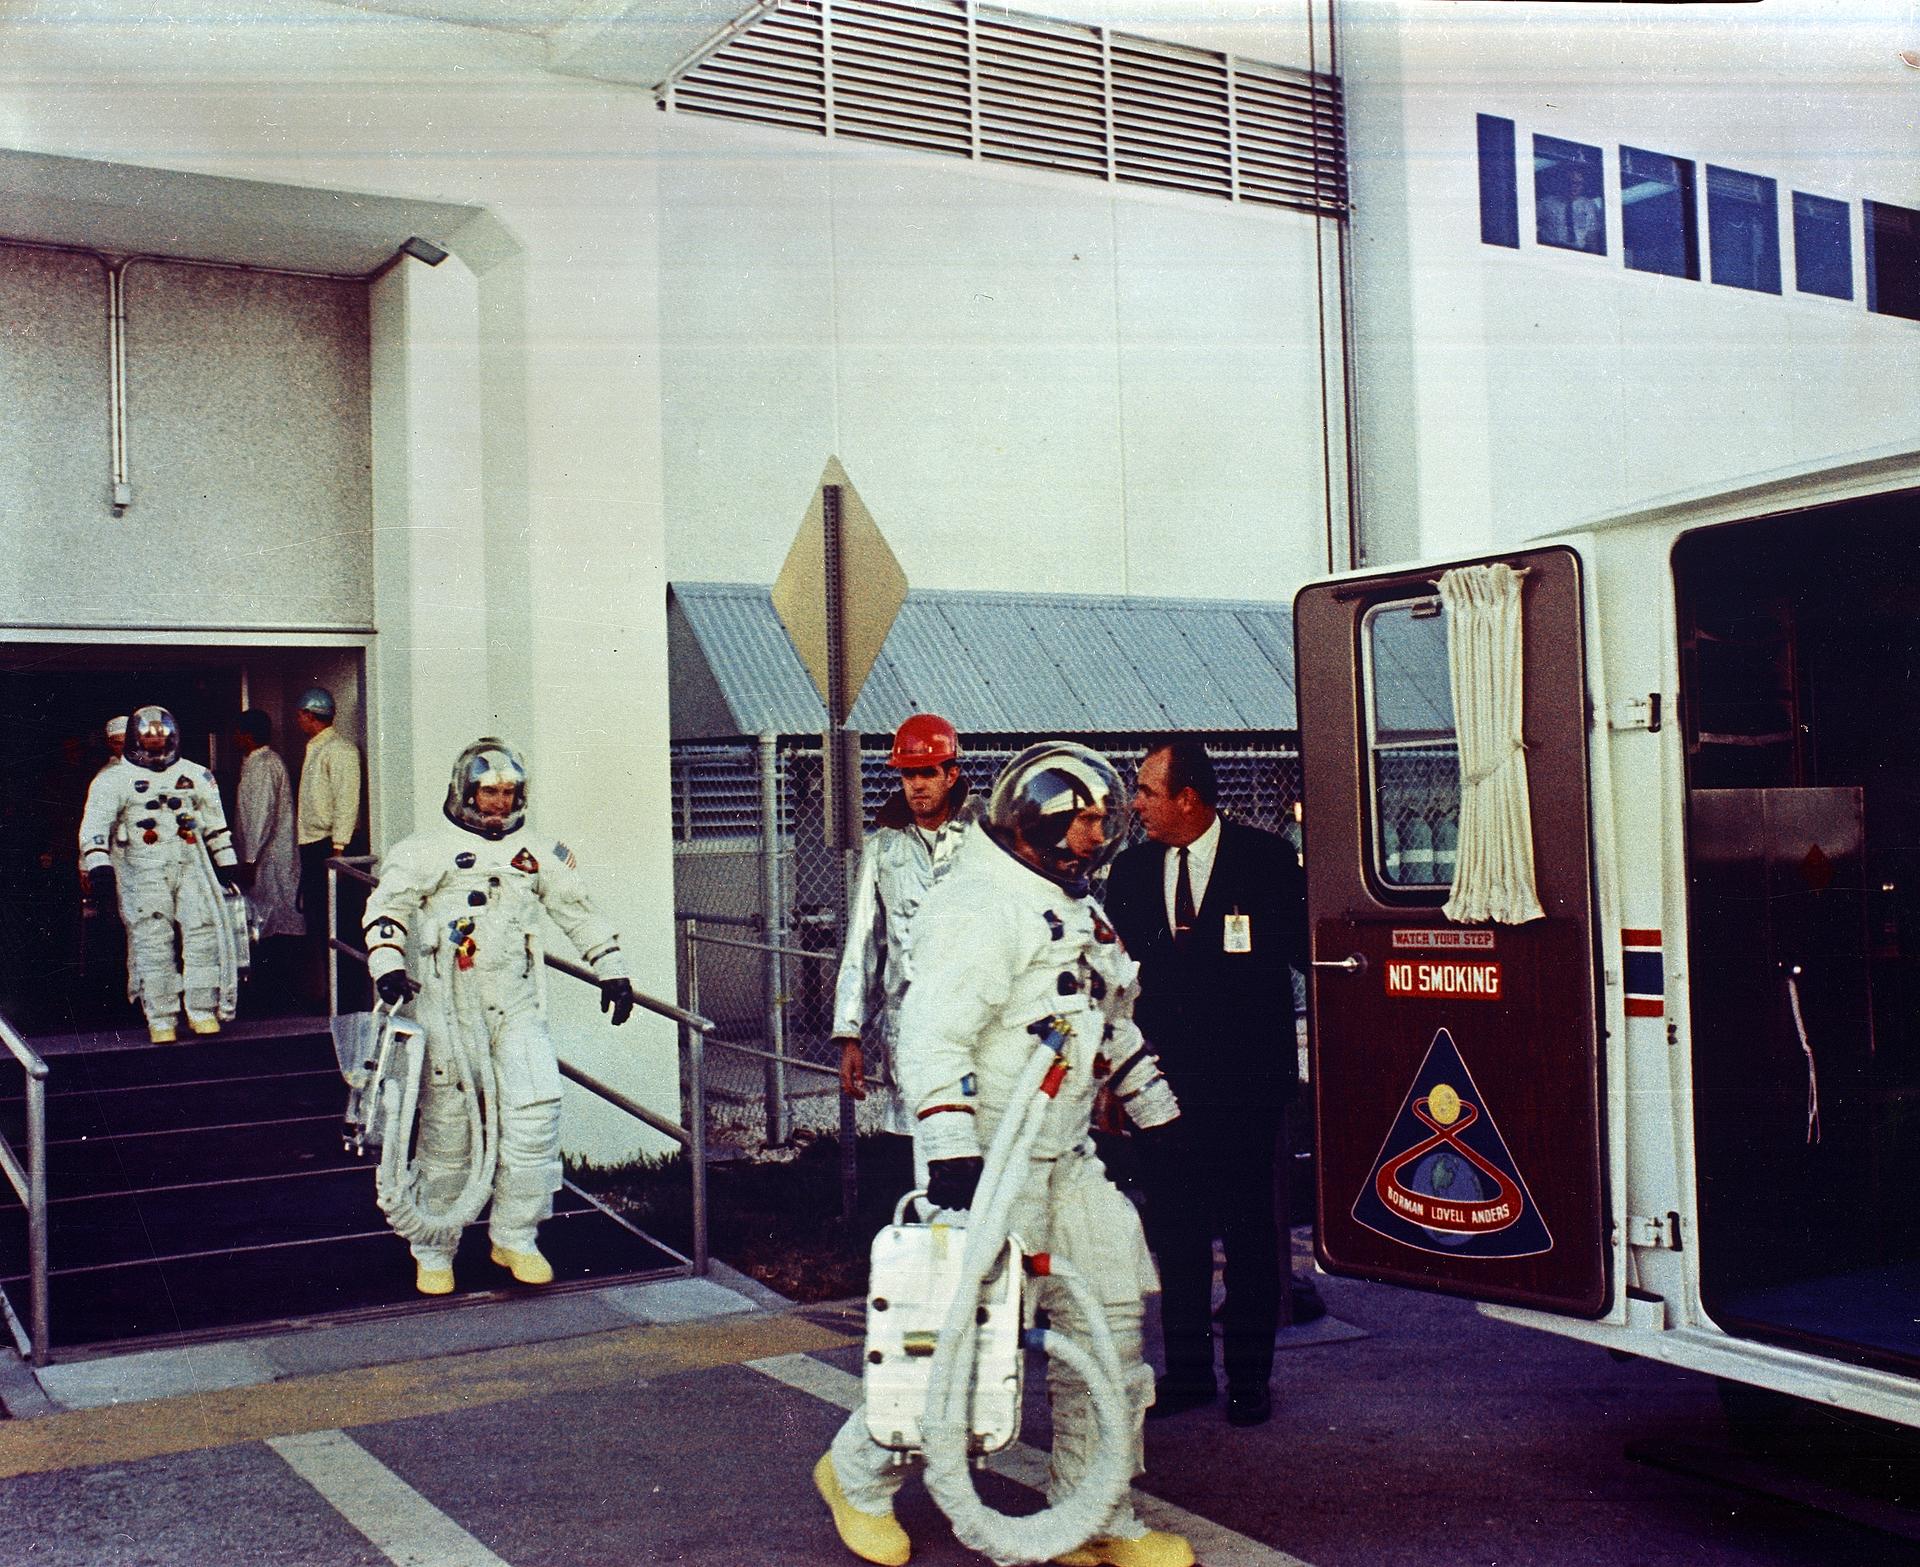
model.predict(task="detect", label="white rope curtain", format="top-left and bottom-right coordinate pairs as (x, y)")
top-left (1439, 563), bottom-right (1545, 926)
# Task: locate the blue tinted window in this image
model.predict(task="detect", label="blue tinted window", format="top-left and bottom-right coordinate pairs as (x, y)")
top-left (1535, 136), bottom-right (1605, 255)
top-left (1619, 146), bottom-right (1698, 279)
top-left (1707, 165), bottom-right (1781, 294)
top-left (1793, 193), bottom-right (1852, 299)
top-left (1477, 114), bottom-right (1519, 248)
top-left (1528, 136), bottom-right (1605, 255)
top-left (1866, 199), bottom-right (1920, 322)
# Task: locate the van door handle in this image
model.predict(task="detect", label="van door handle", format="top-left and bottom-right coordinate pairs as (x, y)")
top-left (1312, 954), bottom-right (1368, 974)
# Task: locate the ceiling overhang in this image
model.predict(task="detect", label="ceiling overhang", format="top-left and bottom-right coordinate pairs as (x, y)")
top-left (0, 148), bottom-right (484, 276)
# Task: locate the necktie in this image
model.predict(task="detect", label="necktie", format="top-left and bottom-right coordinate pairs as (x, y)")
top-left (1173, 845), bottom-right (1196, 943)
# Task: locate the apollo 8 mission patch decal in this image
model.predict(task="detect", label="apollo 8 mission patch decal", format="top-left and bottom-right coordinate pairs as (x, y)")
top-left (1351, 1027), bottom-right (1552, 1259)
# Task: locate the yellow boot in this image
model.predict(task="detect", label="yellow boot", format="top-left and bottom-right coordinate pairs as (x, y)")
top-left (147, 1020), bottom-right (177, 1044)
top-left (489, 1245), bottom-right (553, 1285)
top-left (812, 1452), bottom-right (910, 1566)
top-left (1054, 1531), bottom-right (1195, 1567)
top-left (415, 1262), bottom-right (455, 1296)
top-left (188, 1017), bottom-right (221, 1036)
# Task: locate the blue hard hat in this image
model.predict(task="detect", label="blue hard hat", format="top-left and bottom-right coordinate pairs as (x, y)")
top-left (296, 687), bottom-right (336, 721)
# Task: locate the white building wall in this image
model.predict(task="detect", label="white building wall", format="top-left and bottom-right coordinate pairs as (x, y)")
top-left (0, 2), bottom-right (679, 1161)
top-left (657, 109), bottom-right (1341, 600)
top-left (1338, 0), bottom-right (1920, 565)
top-left (0, 0), bottom-right (1357, 1165)
top-left (0, 245), bottom-right (374, 629)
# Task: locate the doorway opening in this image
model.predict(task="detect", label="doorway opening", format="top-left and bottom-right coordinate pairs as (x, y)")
top-left (0, 640), bottom-right (366, 1038)
top-left (1678, 488), bottom-right (1920, 1375)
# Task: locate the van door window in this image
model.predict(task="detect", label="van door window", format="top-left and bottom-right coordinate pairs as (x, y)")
top-left (1363, 596), bottom-right (1461, 892)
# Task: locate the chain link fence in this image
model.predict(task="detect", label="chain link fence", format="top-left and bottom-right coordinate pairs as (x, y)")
top-left (672, 734), bottom-right (1303, 1155)
top-left (1372, 745), bottom-right (1462, 889)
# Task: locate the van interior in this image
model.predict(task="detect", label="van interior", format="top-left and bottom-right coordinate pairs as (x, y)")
top-left (1677, 487), bottom-right (1920, 1375)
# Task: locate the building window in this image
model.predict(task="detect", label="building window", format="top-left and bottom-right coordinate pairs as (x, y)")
top-left (1706, 164), bottom-right (1781, 294)
top-left (1866, 199), bottom-right (1920, 322)
top-left (1792, 192), bottom-right (1852, 300)
top-left (1534, 135), bottom-right (1605, 255)
top-left (1478, 114), bottom-right (1519, 248)
top-left (1363, 597), bottom-right (1461, 893)
top-left (1619, 146), bottom-right (1698, 279)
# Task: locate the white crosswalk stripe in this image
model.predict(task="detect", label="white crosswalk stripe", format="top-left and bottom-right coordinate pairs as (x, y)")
top-left (269, 1429), bottom-right (514, 1567)
top-left (747, 1352), bottom-right (1315, 1567)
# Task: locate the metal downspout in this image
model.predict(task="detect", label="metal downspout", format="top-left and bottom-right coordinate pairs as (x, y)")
top-left (1310, 0), bottom-right (1361, 572)
top-left (105, 257), bottom-right (132, 514)
top-left (759, 734), bottom-right (791, 1146)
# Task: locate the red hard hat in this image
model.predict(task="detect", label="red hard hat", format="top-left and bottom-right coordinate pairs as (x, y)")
top-left (889, 713), bottom-right (960, 769)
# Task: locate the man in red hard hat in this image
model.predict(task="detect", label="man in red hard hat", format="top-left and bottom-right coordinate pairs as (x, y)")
top-left (831, 713), bottom-right (980, 1131)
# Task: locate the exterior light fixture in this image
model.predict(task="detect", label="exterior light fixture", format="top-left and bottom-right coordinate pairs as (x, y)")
top-left (399, 236), bottom-right (449, 266)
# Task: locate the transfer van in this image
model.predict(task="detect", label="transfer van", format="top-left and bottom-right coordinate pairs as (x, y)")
top-left (1296, 445), bottom-right (1920, 1429)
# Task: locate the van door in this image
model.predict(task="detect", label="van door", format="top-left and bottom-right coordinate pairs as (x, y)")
top-left (1294, 546), bottom-right (1609, 1316)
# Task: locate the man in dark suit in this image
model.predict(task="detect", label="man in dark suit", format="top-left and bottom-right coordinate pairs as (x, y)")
top-left (1104, 740), bottom-right (1310, 1428)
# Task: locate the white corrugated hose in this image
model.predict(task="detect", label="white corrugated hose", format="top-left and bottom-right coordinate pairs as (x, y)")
top-left (371, 999), bottom-right (499, 1255)
top-left (917, 1039), bottom-right (1134, 1566)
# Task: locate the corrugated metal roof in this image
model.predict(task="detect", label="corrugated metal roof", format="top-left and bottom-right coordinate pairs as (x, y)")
top-left (668, 581), bottom-right (1302, 739)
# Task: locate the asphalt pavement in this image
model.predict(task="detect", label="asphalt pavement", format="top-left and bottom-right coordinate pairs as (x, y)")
top-left (1, 1244), bottom-right (1917, 1567)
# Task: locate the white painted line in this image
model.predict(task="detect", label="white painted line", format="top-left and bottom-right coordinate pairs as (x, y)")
top-left (748, 1350), bottom-right (864, 1409)
top-left (746, 1354), bottom-right (1314, 1567)
top-left (269, 1429), bottom-right (513, 1567)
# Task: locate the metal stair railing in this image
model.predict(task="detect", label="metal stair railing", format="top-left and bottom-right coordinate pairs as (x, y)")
top-left (326, 855), bottom-right (718, 1275)
top-left (0, 1009), bottom-right (49, 1363)
top-left (679, 917), bottom-right (887, 1222)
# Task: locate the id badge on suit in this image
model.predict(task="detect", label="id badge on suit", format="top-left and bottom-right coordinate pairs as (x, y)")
top-left (1223, 911), bottom-right (1251, 953)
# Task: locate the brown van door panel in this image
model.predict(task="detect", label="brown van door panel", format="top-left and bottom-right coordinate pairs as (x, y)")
top-left (1295, 546), bottom-right (1610, 1317)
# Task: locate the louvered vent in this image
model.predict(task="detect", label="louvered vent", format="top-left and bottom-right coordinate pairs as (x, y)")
top-left (1110, 35), bottom-right (1231, 199)
top-left (831, 0), bottom-right (971, 157)
top-left (661, 0), bottom-right (1346, 218)
top-left (672, 748), bottom-right (767, 840)
top-left (673, 0), bottom-right (828, 136)
top-left (1234, 62), bottom-right (1346, 211)
top-left (976, 11), bottom-right (1107, 178)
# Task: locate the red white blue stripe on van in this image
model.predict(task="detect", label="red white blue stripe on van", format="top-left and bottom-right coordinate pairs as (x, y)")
top-left (1622, 929), bottom-right (1663, 1017)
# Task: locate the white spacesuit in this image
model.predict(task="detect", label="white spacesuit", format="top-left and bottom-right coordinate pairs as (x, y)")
top-left (92, 715), bottom-right (136, 1005)
top-left (816, 743), bottom-right (1192, 1567)
top-left (361, 739), bottom-right (635, 1296)
top-left (79, 706), bottom-right (240, 1044)
top-left (832, 745), bottom-right (980, 1130)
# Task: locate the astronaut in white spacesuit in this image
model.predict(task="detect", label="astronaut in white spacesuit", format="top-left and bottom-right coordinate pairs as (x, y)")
top-left (814, 742), bottom-right (1194, 1567)
top-left (79, 706), bottom-right (241, 1044)
top-left (361, 738), bottom-right (636, 1297)
top-left (832, 713), bottom-right (981, 1131)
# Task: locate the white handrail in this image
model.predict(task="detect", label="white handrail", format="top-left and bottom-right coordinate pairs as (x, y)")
top-left (0, 1012), bottom-right (49, 1363)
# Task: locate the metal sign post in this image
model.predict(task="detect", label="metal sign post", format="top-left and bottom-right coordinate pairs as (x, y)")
top-left (818, 480), bottom-right (865, 850)
top-left (819, 481), bottom-right (861, 1224)
top-left (771, 459), bottom-right (908, 1221)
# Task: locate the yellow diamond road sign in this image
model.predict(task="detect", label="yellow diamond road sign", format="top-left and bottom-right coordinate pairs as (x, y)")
top-left (771, 457), bottom-right (908, 723)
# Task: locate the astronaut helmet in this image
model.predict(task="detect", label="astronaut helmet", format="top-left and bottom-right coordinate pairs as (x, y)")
top-left (126, 706), bottom-right (181, 773)
top-left (444, 738), bottom-right (529, 840)
top-left (985, 741), bottom-right (1129, 895)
